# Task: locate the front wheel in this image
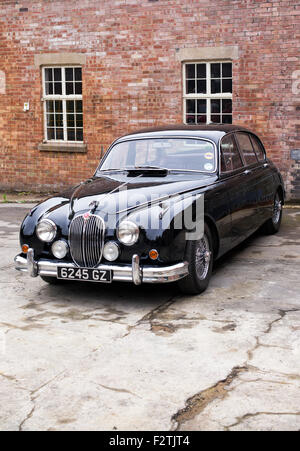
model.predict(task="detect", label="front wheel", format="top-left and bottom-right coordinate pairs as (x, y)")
top-left (261, 191), bottom-right (283, 235)
top-left (178, 224), bottom-right (213, 295)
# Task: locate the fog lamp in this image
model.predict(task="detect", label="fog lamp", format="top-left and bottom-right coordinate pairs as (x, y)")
top-left (51, 240), bottom-right (69, 259)
top-left (103, 241), bottom-right (120, 262)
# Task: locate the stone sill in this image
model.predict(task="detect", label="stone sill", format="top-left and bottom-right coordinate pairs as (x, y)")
top-left (38, 142), bottom-right (87, 153)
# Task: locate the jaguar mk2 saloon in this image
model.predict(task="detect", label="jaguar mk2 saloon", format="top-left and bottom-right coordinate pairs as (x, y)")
top-left (15, 125), bottom-right (284, 294)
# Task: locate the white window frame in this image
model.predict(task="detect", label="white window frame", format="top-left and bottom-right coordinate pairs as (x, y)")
top-left (42, 66), bottom-right (83, 143)
top-left (182, 60), bottom-right (233, 124)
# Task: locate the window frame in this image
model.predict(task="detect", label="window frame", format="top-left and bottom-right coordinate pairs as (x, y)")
top-left (183, 60), bottom-right (233, 125)
top-left (42, 65), bottom-right (83, 143)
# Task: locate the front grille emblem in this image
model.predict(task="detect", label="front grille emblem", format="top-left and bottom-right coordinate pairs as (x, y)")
top-left (83, 212), bottom-right (90, 221)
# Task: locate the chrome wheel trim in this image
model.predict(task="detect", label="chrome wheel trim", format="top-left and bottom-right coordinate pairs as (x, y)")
top-left (195, 234), bottom-right (211, 280)
top-left (272, 194), bottom-right (282, 225)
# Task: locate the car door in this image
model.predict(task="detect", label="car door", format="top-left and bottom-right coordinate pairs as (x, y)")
top-left (249, 133), bottom-right (275, 224)
top-left (219, 133), bottom-right (249, 245)
top-left (234, 132), bottom-right (262, 235)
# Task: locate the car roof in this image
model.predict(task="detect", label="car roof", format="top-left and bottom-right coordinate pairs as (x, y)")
top-left (115, 124), bottom-right (253, 145)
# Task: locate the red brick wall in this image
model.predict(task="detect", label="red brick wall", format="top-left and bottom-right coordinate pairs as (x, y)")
top-left (0, 0), bottom-right (299, 198)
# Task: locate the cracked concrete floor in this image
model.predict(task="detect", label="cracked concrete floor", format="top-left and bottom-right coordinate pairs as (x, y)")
top-left (0, 203), bottom-right (300, 431)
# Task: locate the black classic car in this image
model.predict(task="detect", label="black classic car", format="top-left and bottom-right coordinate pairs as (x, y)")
top-left (15, 125), bottom-right (284, 294)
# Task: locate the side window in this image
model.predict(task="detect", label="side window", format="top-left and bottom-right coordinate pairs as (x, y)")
top-left (220, 134), bottom-right (243, 172)
top-left (250, 135), bottom-right (266, 161)
top-left (235, 132), bottom-right (258, 166)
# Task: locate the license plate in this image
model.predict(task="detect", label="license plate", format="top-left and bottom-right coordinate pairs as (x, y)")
top-left (57, 266), bottom-right (112, 283)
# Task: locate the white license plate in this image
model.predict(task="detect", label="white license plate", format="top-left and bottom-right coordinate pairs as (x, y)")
top-left (57, 267), bottom-right (112, 283)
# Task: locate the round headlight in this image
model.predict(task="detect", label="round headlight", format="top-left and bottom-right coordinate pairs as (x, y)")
top-left (117, 220), bottom-right (139, 246)
top-left (51, 240), bottom-right (69, 259)
top-left (36, 219), bottom-right (57, 242)
top-left (103, 241), bottom-right (120, 261)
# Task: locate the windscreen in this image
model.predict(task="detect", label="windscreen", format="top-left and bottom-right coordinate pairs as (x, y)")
top-left (99, 138), bottom-right (216, 173)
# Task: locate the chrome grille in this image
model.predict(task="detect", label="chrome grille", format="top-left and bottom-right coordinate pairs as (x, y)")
top-left (69, 214), bottom-right (105, 267)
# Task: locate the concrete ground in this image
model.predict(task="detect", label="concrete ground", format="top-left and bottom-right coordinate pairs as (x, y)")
top-left (0, 204), bottom-right (299, 431)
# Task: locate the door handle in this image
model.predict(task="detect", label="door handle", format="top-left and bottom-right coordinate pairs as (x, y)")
top-left (263, 163), bottom-right (269, 168)
top-left (243, 169), bottom-right (252, 175)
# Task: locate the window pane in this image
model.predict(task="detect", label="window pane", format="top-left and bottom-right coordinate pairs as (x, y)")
top-left (75, 82), bottom-right (82, 95)
top-left (222, 99), bottom-right (232, 113)
top-left (55, 114), bottom-right (63, 127)
top-left (186, 80), bottom-right (195, 94)
top-left (197, 64), bottom-right (206, 78)
top-left (54, 82), bottom-right (62, 95)
top-left (66, 82), bottom-right (74, 95)
top-left (186, 64), bottom-right (195, 79)
top-left (76, 129), bottom-right (83, 141)
top-left (46, 100), bottom-right (54, 112)
top-left (186, 115), bottom-right (196, 124)
top-left (76, 100), bottom-right (82, 113)
top-left (235, 133), bottom-right (258, 165)
top-left (186, 99), bottom-right (195, 114)
top-left (75, 68), bottom-right (82, 81)
top-left (47, 114), bottom-right (54, 126)
top-left (67, 129), bottom-right (76, 141)
top-left (221, 135), bottom-right (243, 172)
top-left (54, 68), bottom-right (61, 81)
top-left (55, 100), bottom-right (62, 112)
top-left (76, 115), bottom-right (83, 127)
top-left (211, 63), bottom-right (221, 78)
top-left (222, 115), bottom-right (232, 124)
top-left (47, 128), bottom-right (55, 140)
top-left (222, 79), bottom-right (232, 93)
top-left (211, 99), bottom-right (220, 113)
top-left (45, 69), bottom-right (53, 82)
top-left (197, 80), bottom-right (206, 94)
top-left (45, 82), bottom-right (53, 95)
top-left (222, 63), bottom-right (232, 78)
top-left (67, 100), bottom-right (75, 112)
top-left (67, 114), bottom-right (75, 127)
top-left (56, 128), bottom-right (63, 140)
top-left (211, 79), bottom-right (221, 94)
top-left (65, 68), bottom-right (73, 81)
top-left (197, 99), bottom-right (206, 113)
top-left (196, 115), bottom-right (206, 124)
top-left (211, 114), bottom-right (221, 123)
top-left (250, 135), bottom-right (265, 161)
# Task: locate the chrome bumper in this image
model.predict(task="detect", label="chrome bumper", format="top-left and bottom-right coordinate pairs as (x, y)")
top-left (14, 250), bottom-right (189, 285)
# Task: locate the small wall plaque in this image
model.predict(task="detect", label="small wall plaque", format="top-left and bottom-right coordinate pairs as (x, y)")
top-left (291, 149), bottom-right (300, 160)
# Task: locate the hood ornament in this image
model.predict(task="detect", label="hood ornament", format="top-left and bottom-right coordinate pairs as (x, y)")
top-left (88, 200), bottom-right (99, 214)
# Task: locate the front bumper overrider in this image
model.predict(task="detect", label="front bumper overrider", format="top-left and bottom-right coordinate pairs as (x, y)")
top-left (14, 249), bottom-right (188, 285)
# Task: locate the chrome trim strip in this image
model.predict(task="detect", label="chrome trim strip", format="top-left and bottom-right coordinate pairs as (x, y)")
top-left (14, 253), bottom-right (189, 284)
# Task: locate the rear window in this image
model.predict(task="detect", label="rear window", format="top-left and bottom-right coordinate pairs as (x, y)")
top-left (220, 134), bottom-right (243, 172)
top-left (250, 135), bottom-right (265, 161)
top-left (235, 132), bottom-right (258, 166)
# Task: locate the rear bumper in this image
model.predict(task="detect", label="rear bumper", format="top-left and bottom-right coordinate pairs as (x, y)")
top-left (14, 249), bottom-right (189, 285)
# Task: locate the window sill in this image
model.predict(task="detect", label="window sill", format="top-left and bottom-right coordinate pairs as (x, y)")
top-left (38, 142), bottom-right (87, 153)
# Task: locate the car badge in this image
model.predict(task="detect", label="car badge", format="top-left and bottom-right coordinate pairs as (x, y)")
top-left (83, 212), bottom-right (90, 221)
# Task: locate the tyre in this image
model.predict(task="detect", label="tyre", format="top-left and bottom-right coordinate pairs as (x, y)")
top-left (40, 275), bottom-right (63, 285)
top-left (178, 224), bottom-right (214, 295)
top-left (261, 191), bottom-right (283, 235)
